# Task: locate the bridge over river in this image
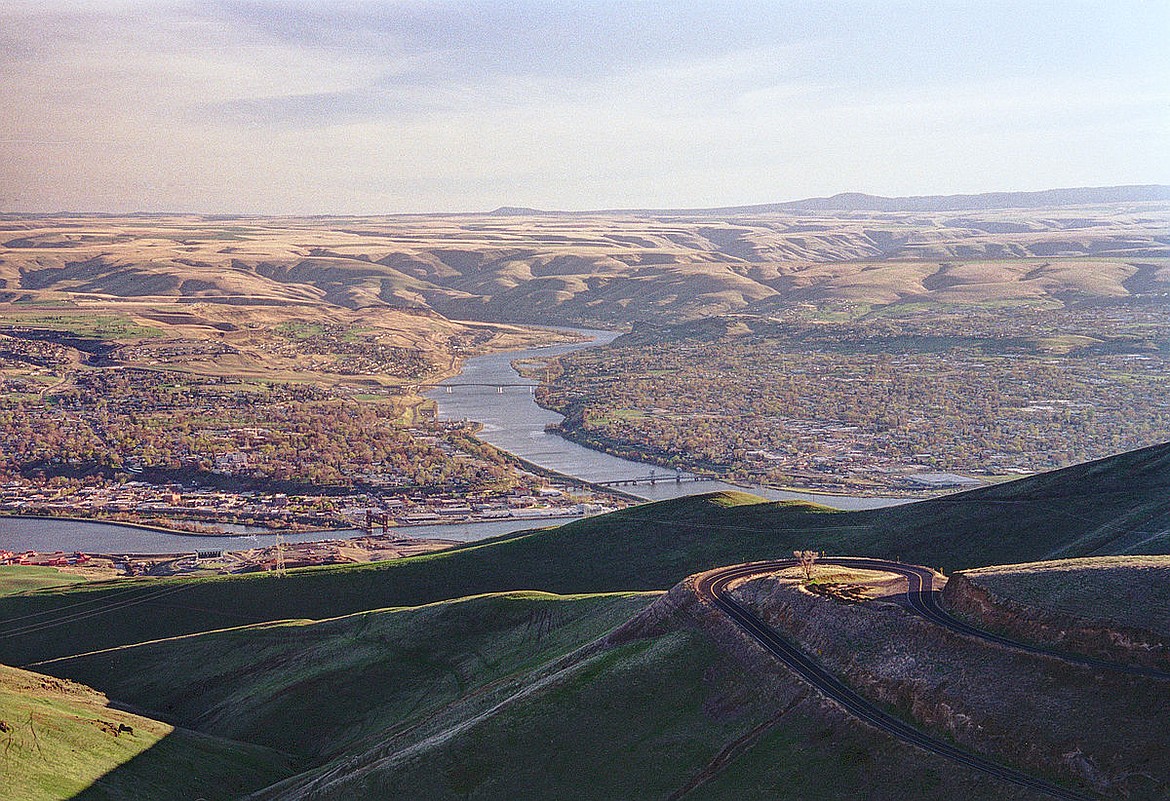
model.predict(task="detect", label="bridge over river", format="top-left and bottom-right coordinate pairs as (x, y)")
top-left (426, 328), bottom-right (909, 511)
top-left (410, 382), bottom-right (537, 394)
top-left (594, 469), bottom-right (717, 488)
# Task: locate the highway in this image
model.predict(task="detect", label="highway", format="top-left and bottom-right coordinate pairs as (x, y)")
top-left (697, 557), bottom-right (1098, 800)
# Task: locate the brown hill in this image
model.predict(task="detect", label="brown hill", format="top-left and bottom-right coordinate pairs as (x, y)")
top-left (2, 200), bottom-right (1168, 325)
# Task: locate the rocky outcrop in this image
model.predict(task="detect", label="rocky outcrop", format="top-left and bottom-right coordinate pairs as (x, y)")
top-left (943, 572), bottom-right (1170, 671)
top-left (728, 573), bottom-right (1170, 799)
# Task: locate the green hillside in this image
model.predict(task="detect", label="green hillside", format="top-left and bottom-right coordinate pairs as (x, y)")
top-left (0, 664), bottom-right (291, 801)
top-left (2, 443), bottom-right (1167, 668)
top-left (254, 626), bottom-right (1032, 801)
top-left (842, 440), bottom-right (1170, 570)
top-left (5, 591), bottom-right (1039, 801)
top-left (2, 443), bottom-right (1166, 799)
top-left (38, 592), bottom-right (654, 762)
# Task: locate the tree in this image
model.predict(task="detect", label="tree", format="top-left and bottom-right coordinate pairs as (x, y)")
top-left (794, 549), bottom-right (818, 582)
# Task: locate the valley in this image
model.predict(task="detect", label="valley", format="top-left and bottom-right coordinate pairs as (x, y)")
top-left (1, 193), bottom-right (1168, 800)
top-left (6, 3), bottom-right (1168, 798)
top-left (3, 194), bottom-right (1168, 521)
top-left (1, 445), bottom-right (1168, 799)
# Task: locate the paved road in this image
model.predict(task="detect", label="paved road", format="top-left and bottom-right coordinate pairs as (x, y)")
top-left (823, 557), bottom-right (1169, 680)
top-left (698, 557), bottom-right (1096, 800)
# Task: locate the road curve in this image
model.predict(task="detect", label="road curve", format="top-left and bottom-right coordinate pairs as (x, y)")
top-left (713, 557), bottom-right (1170, 680)
top-left (832, 557), bottom-right (1170, 680)
top-left (697, 558), bottom-right (1093, 800)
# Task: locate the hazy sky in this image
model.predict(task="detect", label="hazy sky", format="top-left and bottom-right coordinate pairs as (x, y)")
top-left (2, 1), bottom-right (1167, 214)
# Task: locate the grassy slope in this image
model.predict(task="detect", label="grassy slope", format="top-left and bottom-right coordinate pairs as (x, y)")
top-left (256, 609), bottom-right (1040, 801)
top-left (0, 566), bottom-right (85, 597)
top-left (39, 591), bottom-right (655, 763)
top-left (2, 444), bottom-right (1163, 799)
top-left (0, 664), bottom-right (291, 801)
top-left (1, 442), bottom-right (1167, 667)
top-left (961, 556), bottom-right (1170, 638)
top-left (857, 440), bottom-right (1170, 568)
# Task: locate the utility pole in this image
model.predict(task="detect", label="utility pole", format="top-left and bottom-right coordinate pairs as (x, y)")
top-left (274, 534), bottom-right (286, 577)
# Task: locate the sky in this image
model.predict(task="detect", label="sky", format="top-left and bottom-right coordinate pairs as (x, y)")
top-left (1, 1), bottom-right (1167, 214)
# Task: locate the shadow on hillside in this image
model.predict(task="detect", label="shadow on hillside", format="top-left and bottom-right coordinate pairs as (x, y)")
top-left (70, 728), bottom-right (293, 801)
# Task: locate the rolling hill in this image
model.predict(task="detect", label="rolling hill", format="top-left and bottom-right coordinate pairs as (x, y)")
top-left (0, 663), bottom-right (292, 801)
top-left (1, 443), bottom-right (1168, 798)
top-left (2, 442), bottom-right (1167, 669)
top-left (4, 192), bottom-right (1168, 326)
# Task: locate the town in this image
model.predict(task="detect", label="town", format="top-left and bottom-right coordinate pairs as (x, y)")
top-left (541, 302), bottom-right (1170, 494)
top-left (0, 315), bottom-right (625, 547)
top-left (0, 475), bottom-right (616, 533)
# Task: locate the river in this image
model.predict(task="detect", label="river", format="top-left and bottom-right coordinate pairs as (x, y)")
top-left (1, 326), bottom-right (909, 554)
top-left (0, 516), bottom-right (571, 555)
top-left (425, 327), bottom-right (910, 510)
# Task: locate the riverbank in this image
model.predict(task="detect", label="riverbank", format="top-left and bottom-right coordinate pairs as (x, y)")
top-left (542, 421), bottom-right (930, 500)
top-left (0, 513), bottom-right (349, 539)
top-left (1, 508), bottom-right (594, 539)
top-left (429, 327), bottom-right (910, 511)
top-left (3, 532), bottom-right (459, 579)
top-left (0, 511), bottom-right (583, 556)
top-left (460, 420), bottom-right (644, 504)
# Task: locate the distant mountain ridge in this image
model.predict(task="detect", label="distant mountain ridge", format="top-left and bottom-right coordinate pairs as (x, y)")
top-left (490, 184), bottom-right (1170, 216)
top-left (4, 200), bottom-right (1170, 326)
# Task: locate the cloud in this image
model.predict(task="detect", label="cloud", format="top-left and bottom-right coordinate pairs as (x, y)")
top-left (1, 1), bottom-right (1167, 213)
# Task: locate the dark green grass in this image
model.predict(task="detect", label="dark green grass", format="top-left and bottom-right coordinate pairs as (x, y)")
top-left (264, 628), bottom-right (1042, 801)
top-left (40, 591), bottom-right (655, 761)
top-left (267, 631), bottom-right (785, 801)
top-left (1, 442), bottom-right (1167, 668)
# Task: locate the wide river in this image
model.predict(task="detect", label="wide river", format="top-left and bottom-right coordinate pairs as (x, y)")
top-left (425, 327), bottom-right (909, 510)
top-left (1, 326), bottom-right (909, 554)
top-left (0, 516), bottom-right (569, 555)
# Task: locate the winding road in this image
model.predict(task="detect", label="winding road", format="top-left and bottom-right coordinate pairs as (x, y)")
top-left (712, 557), bottom-right (1170, 679)
top-left (697, 557), bottom-right (1107, 801)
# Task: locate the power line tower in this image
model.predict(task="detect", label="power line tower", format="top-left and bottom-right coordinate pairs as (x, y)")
top-left (274, 534), bottom-right (286, 578)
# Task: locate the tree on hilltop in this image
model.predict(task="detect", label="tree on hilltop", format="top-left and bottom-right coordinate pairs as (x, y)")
top-left (794, 549), bottom-right (818, 582)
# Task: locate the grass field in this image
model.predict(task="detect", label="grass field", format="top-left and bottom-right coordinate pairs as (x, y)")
top-left (0, 312), bottom-right (163, 340)
top-left (0, 566), bottom-right (86, 597)
top-left (0, 664), bottom-right (291, 801)
top-left (41, 591), bottom-right (657, 762)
